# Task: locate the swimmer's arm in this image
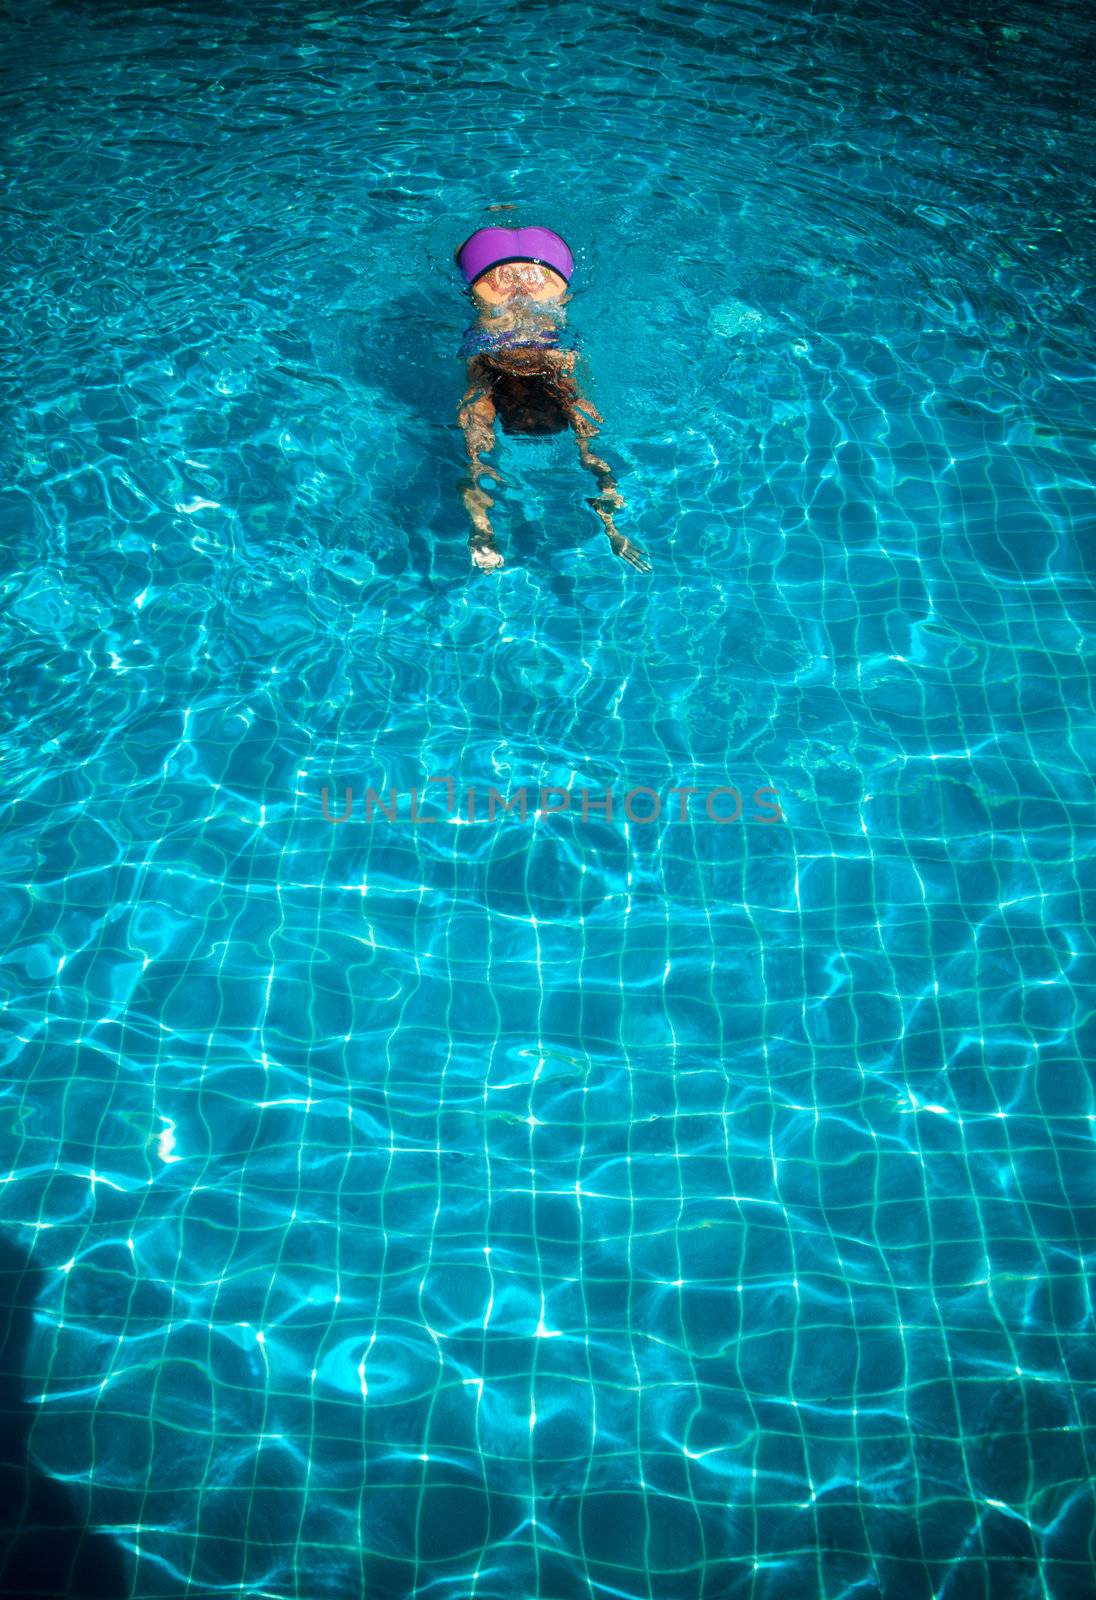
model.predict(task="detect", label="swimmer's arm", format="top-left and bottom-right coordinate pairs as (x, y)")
top-left (457, 372), bottom-right (503, 571)
top-left (575, 435), bottom-right (651, 573)
top-left (553, 357), bottom-right (651, 573)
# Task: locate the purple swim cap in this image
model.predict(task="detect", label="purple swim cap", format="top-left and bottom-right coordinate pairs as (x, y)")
top-left (455, 225), bottom-right (574, 287)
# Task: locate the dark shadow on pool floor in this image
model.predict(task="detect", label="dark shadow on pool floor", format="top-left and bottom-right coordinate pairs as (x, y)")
top-left (0, 1231), bottom-right (132, 1600)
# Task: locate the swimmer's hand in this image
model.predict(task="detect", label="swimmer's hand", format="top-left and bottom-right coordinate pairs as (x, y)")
top-left (471, 537), bottom-right (504, 573)
top-left (609, 530), bottom-right (652, 573)
top-left (585, 488), bottom-right (651, 572)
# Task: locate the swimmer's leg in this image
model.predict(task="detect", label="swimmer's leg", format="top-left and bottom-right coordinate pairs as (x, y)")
top-left (458, 368), bottom-right (504, 572)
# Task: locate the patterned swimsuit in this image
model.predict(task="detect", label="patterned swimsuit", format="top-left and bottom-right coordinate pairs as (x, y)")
top-left (458, 324), bottom-right (562, 360)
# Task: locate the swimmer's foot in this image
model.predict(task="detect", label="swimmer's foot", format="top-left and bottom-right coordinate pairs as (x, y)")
top-left (471, 537), bottom-right (504, 572)
top-left (607, 530), bottom-right (652, 573)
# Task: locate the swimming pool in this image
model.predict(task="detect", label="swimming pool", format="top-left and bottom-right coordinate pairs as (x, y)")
top-left (2, 0), bottom-right (1095, 1595)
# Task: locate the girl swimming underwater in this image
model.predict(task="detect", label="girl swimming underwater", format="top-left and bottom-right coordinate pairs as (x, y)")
top-left (454, 224), bottom-right (651, 574)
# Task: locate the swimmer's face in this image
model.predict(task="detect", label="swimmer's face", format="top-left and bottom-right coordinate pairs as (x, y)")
top-left (472, 261), bottom-right (568, 305)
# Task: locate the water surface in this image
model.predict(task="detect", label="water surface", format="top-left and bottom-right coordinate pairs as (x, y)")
top-left (2, 1), bottom-right (1095, 1596)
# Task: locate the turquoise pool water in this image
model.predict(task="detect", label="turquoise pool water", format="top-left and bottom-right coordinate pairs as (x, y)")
top-left (3, 0), bottom-right (1096, 1596)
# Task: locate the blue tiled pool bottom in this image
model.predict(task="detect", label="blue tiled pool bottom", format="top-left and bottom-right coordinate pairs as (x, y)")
top-left (2, 0), bottom-right (1096, 1596)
